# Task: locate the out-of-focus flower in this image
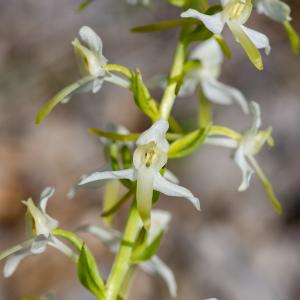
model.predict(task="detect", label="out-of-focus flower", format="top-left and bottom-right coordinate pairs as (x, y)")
top-left (0, 188), bottom-right (75, 277)
top-left (181, 0), bottom-right (270, 70)
top-left (79, 209), bottom-right (177, 298)
top-left (255, 0), bottom-right (291, 23)
top-left (206, 101), bottom-right (282, 213)
top-left (78, 120), bottom-right (200, 229)
top-left (179, 38), bottom-right (249, 113)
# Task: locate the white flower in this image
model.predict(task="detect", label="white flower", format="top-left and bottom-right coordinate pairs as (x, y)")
top-left (255, 0), bottom-right (291, 23)
top-left (206, 102), bottom-right (270, 190)
top-left (35, 26), bottom-right (130, 124)
top-left (181, 0), bottom-right (271, 70)
top-left (78, 119), bottom-right (200, 229)
top-left (79, 210), bottom-right (177, 298)
top-left (205, 101), bottom-right (282, 213)
top-left (179, 38), bottom-right (249, 113)
top-left (0, 188), bottom-right (75, 277)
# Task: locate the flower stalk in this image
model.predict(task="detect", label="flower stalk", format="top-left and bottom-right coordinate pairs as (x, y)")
top-left (106, 203), bottom-right (142, 300)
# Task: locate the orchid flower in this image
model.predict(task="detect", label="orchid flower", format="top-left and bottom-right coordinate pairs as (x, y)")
top-left (0, 188), bottom-right (75, 277)
top-left (78, 119), bottom-right (200, 229)
top-left (35, 26), bottom-right (130, 124)
top-left (206, 101), bottom-right (282, 213)
top-left (179, 38), bottom-right (249, 113)
top-left (79, 210), bottom-right (177, 298)
top-left (181, 0), bottom-right (271, 70)
top-left (255, 0), bottom-right (291, 23)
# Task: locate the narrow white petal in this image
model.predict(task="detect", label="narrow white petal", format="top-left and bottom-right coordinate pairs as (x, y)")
top-left (30, 235), bottom-right (49, 254)
top-left (202, 79), bottom-right (249, 113)
top-left (49, 237), bottom-right (78, 261)
top-left (249, 101), bottom-right (262, 131)
top-left (181, 9), bottom-right (225, 35)
top-left (137, 120), bottom-right (169, 152)
top-left (205, 137), bottom-right (238, 148)
top-left (39, 187), bottom-right (55, 213)
top-left (153, 174), bottom-right (200, 210)
top-left (38, 187), bottom-right (59, 231)
top-left (4, 249), bottom-right (32, 277)
top-left (234, 146), bottom-right (254, 191)
top-left (163, 169), bottom-right (179, 184)
top-left (141, 256), bottom-right (177, 298)
top-left (241, 25), bottom-right (271, 54)
top-left (78, 225), bottom-right (122, 253)
top-left (149, 210), bottom-right (171, 243)
top-left (92, 78), bottom-right (104, 93)
top-left (79, 26), bottom-right (103, 55)
top-left (78, 169), bottom-right (136, 186)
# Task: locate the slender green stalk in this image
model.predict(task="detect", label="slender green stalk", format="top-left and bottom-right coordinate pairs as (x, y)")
top-left (106, 203), bottom-right (141, 300)
top-left (159, 38), bottom-right (187, 120)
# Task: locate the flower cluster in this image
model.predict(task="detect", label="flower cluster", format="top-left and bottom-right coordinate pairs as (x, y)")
top-left (1, 0), bottom-right (298, 298)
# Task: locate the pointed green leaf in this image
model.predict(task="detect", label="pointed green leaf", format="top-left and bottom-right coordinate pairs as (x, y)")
top-left (131, 70), bottom-right (159, 120)
top-left (284, 21), bottom-right (300, 54)
top-left (78, 244), bottom-right (106, 299)
top-left (131, 19), bottom-right (196, 33)
top-left (168, 124), bottom-right (211, 158)
top-left (131, 231), bottom-right (163, 263)
top-left (35, 76), bottom-right (94, 124)
top-left (227, 21), bottom-right (263, 70)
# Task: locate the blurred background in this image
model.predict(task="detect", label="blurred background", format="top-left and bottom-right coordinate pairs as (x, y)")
top-left (0, 0), bottom-right (300, 299)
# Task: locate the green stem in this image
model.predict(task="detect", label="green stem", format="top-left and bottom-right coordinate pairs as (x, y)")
top-left (106, 203), bottom-right (141, 300)
top-left (159, 38), bottom-right (187, 120)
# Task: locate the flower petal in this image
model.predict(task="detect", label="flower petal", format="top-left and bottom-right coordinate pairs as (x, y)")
top-left (149, 210), bottom-right (171, 243)
top-left (141, 256), bottom-right (177, 298)
top-left (227, 20), bottom-right (263, 70)
top-left (137, 119), bottom-right (169, 152)
top-left (79, 26), bottom-right (104, 56)
top-left (78, 169), bottom-right (136, 186)
top-left (241, 25), bottom-right (271, 55)
top-left (202, 78), bottom-right (249, 113)
top-left (39, 187), bottom-right (55, 213)
top-left (153, 173), bottom-right (200, 210)
top-left (249, 101), bottom-right (262, 131)
top-left (38, 187), bottom-right (59, 231)
top-left (234, 146), bottom-right (254, 191)
top-left (256, 0), bottom-right (291, 23)
top-left (78, 225), bottom-right (122, 253)
top-left (181, 9), bottom-right (225, 35)
top-left (178, 78), bottom-right (198, 97)
top-left (30, 235), bottom-right (49, 254)
top-left (137, 166), bottom-right (156, 229)
top-left (92, 78), bottom-right (104, 93)
top-left (3, 249), bottom-right (32, 278)
top-left (190, 38), bottom-right (223, 68)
